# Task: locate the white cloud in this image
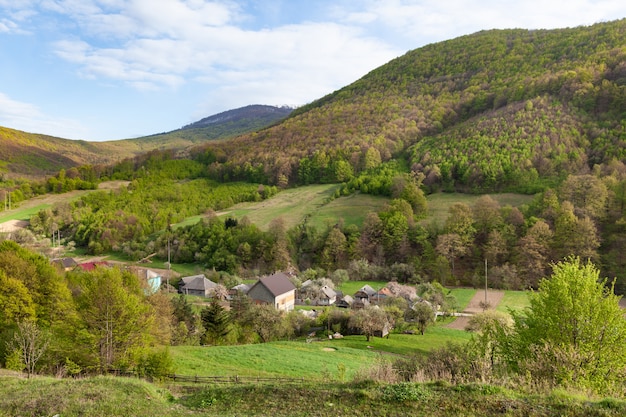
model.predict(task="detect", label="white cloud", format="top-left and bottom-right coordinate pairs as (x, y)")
top-left (0, 92), bottom-right (88, 139)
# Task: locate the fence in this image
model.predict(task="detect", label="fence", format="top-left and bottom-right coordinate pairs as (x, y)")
top-left (106, 369), bottom-right (306, 384)
top-left (166, 374), bottom-right (306, 384)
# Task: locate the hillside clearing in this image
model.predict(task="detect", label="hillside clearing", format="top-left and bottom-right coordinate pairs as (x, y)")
top-left (214, 185), bottom-right (388, 231)
top-left (424, 192), bottom-right (534, 227)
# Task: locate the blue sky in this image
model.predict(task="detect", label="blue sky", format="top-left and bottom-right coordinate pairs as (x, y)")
top-left (1, 1), bottom-right (625, 141)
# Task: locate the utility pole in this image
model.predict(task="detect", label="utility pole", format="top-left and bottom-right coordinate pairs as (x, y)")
top-left (484, 258), bottom-right (488, 305)
top-left (167, 237), bottom-right (171, 291)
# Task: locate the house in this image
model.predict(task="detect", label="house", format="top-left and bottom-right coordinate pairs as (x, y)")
top-left (178, 274), bottom-right (218, 297)
top-left (228, 283), bottom-right (251, 300)
top-left (318, 285), bottom-right (337, 306)
top-left (51, 257), bottom-right (77, 271)
top-left (354, 285), bottom-right (377, 302)
top-left (247, 272), bottom-right (296, 311)
top-left (128, 267), bottom-right (162, 294)
top-left (371, 287), bottom-right (392, 304)
top-left (298, 281), bottom-right (337, 306)
top-left (336, 294), bottom-right (354, 309)
top-left (76, 261), bottom-right (109, 271)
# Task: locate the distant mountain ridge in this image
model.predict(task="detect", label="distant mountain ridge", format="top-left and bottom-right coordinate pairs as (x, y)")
top-left (0, 105), bottom-right (293, 179)
top-left (181, 104), bottom-right (293, 130)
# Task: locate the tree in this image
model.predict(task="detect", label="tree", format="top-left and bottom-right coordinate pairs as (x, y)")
top-left (0, 270), bottom-right (35, 327)
top-left (405, 302), bottom-right (435, 335)
top-left (445, 203), bottom-right (476, 246)
top-left (515, 220), bottom-right (553, 288)
top-left (201, 298), bottom-right (231, 345)
top-left (349, 306), bottom-right (393, 341)
top-left (559, 174), bottom-right (608, 220)
top-left (72, 268), bottom-right (154, 371)
top-left (501, 257), bottom-right (626, 393)
top-left (320, 227), bottom-right (348, 271)
top-left (246, 304), bottom-right (290, 343)
top-left (7, 320), bottom-right (49, 377)
top-left (435, 233), bottom-right (466, 281)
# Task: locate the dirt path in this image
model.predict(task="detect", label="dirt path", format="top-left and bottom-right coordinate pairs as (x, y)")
top-left (446, 289), bottom-right (505, 330)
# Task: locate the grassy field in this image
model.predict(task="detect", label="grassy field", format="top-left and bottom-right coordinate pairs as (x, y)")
top-left (212, 185), bottom-right (388, 231)
top-left (496, 290), bottom-right (530, 314)
top-left (170, 327), bottom-right (473, 380)
top-left (170, 341), bottom-right (379, 380)
top-left (424, 192), bottom-right (534, 227)
top-left (448, 288), bottom-right (477, 311)
top-left (0, 182), bottom-right (128, 224)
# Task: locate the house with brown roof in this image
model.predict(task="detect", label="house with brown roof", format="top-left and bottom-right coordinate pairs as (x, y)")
top-left (51, 257), bottom-right (77, 271)
top-left (247, 272), bottom-right (296, 311)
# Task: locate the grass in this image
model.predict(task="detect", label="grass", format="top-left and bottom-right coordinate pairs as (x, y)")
top-left (337, 280), bottom-right (387, 296)
top-left (3, 371), bottom-right (625, 417)
top-left (496, 291), bottom-right (530, 314)
top-left (0, 373), bottom-right (188, 417)
top-left (217, 184), bottom-right (342, 231)
top-left (0, 203), bottom-right (50, 223)
top-left (307, 192), bottom-right (388, 230)
top-left (424, 192), bottom-right (534, 228)
top-left (169, 323), bottom-right (472, 380)
top-left (448, 288), bottom-right (477, 311)
top-left (174, 185), bottom-right (389, 232)
top-left (329, 328), bottom-right (472, 355)
top-left (170, 340), bottom-right (380, 381)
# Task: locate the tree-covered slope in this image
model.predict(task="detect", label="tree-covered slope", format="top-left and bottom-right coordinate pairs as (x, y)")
top-left (197, 19), bottom-right (626, 190)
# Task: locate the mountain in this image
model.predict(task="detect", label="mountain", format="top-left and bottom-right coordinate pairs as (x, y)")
top-left (0, 105), bottom-right (293, 179)
top-left (180, 104), bottom-right (293, 131)
top-left (195, 19), bottom-right (626, 192)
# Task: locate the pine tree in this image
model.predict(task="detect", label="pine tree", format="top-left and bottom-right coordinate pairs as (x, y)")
top-left (201, 298), bottom-right (231, 345)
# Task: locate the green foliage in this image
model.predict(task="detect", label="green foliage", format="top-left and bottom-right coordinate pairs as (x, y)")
top-left (201, 299), bottom-right (232, 345)
top-left (502, 257), bottom-right (626, 394)
top-left (381, 382), bottom-right (430, 402)
top-left (69, 267), bottom-right (155, 372)
top-left (136, 348), bottom-right (174, 381)
top-left (4, 348), bottom-right (24, 372)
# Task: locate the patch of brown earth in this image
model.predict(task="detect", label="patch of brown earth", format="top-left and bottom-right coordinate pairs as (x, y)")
top-left (446, 289), bottom-right (505, 330)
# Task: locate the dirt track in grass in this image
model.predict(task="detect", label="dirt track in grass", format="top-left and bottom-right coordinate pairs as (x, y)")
top-left (446, 289), bottom-right (505, 330)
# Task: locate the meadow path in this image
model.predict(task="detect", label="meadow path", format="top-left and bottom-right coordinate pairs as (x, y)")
top-left (446, 289), bottom-right (505, 330)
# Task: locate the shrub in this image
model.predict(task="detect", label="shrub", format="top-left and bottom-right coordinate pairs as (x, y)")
top-left (381, 382), bottom-right (430, 402)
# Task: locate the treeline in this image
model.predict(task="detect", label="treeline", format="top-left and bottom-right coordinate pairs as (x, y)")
top-left (23, 154), bottom-right (626, 293)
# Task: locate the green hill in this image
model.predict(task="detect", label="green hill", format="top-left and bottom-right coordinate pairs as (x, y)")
top-left (196, 19), bottom-right (626, 191)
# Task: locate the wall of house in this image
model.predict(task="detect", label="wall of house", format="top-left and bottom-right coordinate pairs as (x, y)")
top-left (248, 284), bottom-right (274, 304)
top-left (275, 290), bottom-right (295, 311)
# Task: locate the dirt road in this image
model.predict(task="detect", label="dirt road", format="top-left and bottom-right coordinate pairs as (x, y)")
top-left (446, 289), bottom-right (505, 330)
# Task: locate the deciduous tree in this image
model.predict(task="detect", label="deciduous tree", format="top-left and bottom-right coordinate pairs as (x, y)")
top-left (501, 257), bottom-right (626, 393)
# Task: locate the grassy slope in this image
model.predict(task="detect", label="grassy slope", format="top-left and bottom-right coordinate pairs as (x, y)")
top-left (207, 185), bottom-right (389, 231)
top-left (2, 371), bottom-right (625, 417)
top-left (424, 192), bottom-right (534, 227)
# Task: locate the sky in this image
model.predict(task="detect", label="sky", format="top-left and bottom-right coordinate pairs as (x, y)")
top-left (0, 1), bottom-right (625, 142)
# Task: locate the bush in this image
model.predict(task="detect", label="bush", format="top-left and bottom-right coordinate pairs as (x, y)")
top-left (136, 349), bottom-right (173, 381)
top-left (381, 382), bottom-right (430, 402)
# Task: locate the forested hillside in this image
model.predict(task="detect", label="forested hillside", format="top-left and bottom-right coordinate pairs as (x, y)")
top-left (196, 19), bottom-right (626, 190)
